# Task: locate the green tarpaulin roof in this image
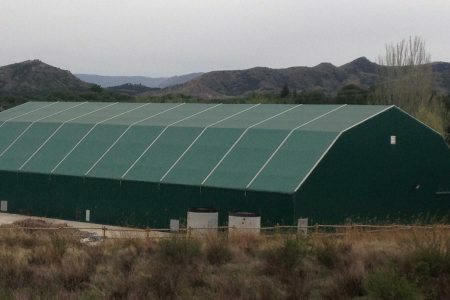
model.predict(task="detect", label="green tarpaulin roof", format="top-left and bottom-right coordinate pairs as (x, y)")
top-left (0, 102), bottom-right (392, 193)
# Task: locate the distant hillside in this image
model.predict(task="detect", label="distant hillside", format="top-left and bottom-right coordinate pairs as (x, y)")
top-left (143, 57), bottom-right (450, 99)
top-left (0, 60), bottom-right (92, 96)
top-left (75, 72), bottom-right (203, 88)
top-left (1, 58), bottom-right (449, 102)
top-left (107, 83), bottom-right (160, 96)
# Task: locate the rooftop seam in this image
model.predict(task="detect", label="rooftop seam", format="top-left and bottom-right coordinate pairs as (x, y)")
top-left (201, 104), bottom-right (303, 186)
top-left (246, 104), bottom-right (347, 189)
top-left (0, 102), bottom-right (86, 158)
top-left (84, 103), bottom-right (185, 176)
top-left (50, 102), bottom-right (155, 174)
top-left (19, 103), bottom-right (117, 170)
top-left (159, 103), bottom-right (261, 182)
top-left (121, 104), bottom-right (222, 179)
top-left (0, 102), bottom-right (58, 129)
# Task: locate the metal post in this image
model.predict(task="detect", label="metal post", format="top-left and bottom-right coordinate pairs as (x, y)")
top-left (102, 226), bottom-right (106, 238)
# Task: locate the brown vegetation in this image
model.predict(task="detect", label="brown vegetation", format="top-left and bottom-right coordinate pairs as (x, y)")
top-left (0, 220), bottom-right (448, 299)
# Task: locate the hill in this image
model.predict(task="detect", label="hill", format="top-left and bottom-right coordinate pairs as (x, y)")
top-left (0, 60), bottom-right (92, 96)
top-left (75, 72), bottom-right (203, 88)
top-left (107, 83), bottom-right (160, 96)
top-left (143, 57), bottom-right (450, 99)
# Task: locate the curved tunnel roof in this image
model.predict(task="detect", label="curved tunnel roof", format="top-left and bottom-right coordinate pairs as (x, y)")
top-left (0, 101), bottom-right (392, 193)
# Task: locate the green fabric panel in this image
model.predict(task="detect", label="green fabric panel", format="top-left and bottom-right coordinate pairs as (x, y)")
top-left (0, 102), bottom-right (51, 121)
top-left (165, 105), bottom-right (321, 187)
top-left (87, 126), bottom-right (165, 179)
top-left (254, 105), bottom-right (341, 130)
top-left (0, 122), bottom-right (30, 153)
top-left (0, 122), bottom-right (61, 170)
top-left (0, 102), bottom-right (76, 158)
top-left (120, 181), bottom-right (162, 227)
top-left (249, 130), bottom-right (339, 192)
top-left (138, 104), bottom-right (214, 126)
top-left (70, 103), bottom-right (137, 124)
top-left (0, 104), bottom-right (108, 171)
top-left (53, 124), bottom-right (128, 176)
top-left (20, 123), bottom-right (94, 173)
top-left (101, 103), bottom-right (179, 125)
top-left (90, 105), bottom-right (249, 180)
top-left (173, 104), bottom-right (253, 127)
top-left (10, 102), bottom-right (79, 122)
top-left (204, 128), bottom-right (290, 189)
top-left (213, 104), bottom-right (290, 128)
top-left (48, 175), bottom-right (83, 220)
top-left (82, 178), bottom-right (122, 224)
top-left (0, 170), bottom-right (18, 203)
top-left (22, 103), bottom-right (152, 174)
top-left (300, 105), bottom-right (390, 132)
top-left (15, 172), bottom-right (51, 217)
top-left (43, 102), bottom-right (108, 123)
top-left (162, 127), bottom-right (244, 185)
top-left (124, 126), bottom-right (204, 181)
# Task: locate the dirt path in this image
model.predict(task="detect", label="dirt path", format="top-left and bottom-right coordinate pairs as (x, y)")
top-left (0, 212), bottom-right (168, 238)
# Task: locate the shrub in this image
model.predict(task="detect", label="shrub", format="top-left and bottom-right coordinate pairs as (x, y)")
top-left (50, 234), bottom-right (68, 260)
top-left (406, 235), bottom-right (449, 280)
top-left (365, 268), bottom-right (421, 300)
top-left (315, 238), bottom-right (351, 269)
top-left (205, 239), bottom-right (233, 265)
top-left (0, 253), bottom-right (29, 290)
top-left (158, 237), bottom-right (202, 265)
top-left (323, 263), bottom-right (366, 300)
top-left (59, 248), bottom-right (91, 290)
top-left (401, 232), bottom-right (450, 299)
top-left (264, 236), bottom-right (311, 275)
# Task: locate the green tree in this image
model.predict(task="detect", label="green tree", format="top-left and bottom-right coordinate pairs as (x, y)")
top-left (280, 84), bottom-right (290, 98)
top-left (90, 84), bottom-right (103, 93)
top-left (336, 84), bottom-right (368, 104)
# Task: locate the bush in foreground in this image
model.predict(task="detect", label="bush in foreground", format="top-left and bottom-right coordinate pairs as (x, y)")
top-left (0, 220), bottom-right (448, 299)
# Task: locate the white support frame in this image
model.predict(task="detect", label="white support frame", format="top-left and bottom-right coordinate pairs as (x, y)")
top-left (84, 103), bottom-right (185, 175)
top-left (200, 104), bottom-right (303, 185)
top-left (121, 104), bottom-right (222, 179)
top-left (50, 102), bottom-right (150, 173)
top-left (0, 102), bottom-right (58, 129)
top-left (19, 103), bottom-right (117, 170)
top-left (0, 102), bottom-right (87, 158)
top-left (159, 103), bottom-right (261, 182)
top-left (293, 105), bottom-right (394, 192)
top-left (246, 105), bottom-right (347, 189)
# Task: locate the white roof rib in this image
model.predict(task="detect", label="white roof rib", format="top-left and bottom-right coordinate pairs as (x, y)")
top-left (121, 104), bottom-right (222, 179)
top-left (200, 104), bottom-right (303, 185)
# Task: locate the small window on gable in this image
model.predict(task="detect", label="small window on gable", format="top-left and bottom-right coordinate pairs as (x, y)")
top-left (390, 135), bottom-right (396, 145)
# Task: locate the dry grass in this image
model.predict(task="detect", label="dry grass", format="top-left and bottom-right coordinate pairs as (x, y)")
top-left (0, 221), bottom-right (448, 299)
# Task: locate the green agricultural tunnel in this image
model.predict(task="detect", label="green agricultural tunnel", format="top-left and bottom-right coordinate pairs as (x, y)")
top-left (0, 102), bottom-right (448, 227)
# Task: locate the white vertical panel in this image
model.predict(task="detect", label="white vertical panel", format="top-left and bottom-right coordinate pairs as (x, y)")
top-left (170, 219), bottom-right (180, 232)
top-left (0, 201), bottom-right (7, 212)
top-left (297, 218), bottom-right (308, 235)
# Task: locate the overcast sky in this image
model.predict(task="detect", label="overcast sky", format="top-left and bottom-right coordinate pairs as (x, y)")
top-left (1, 0), bottom-right (449, 77)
